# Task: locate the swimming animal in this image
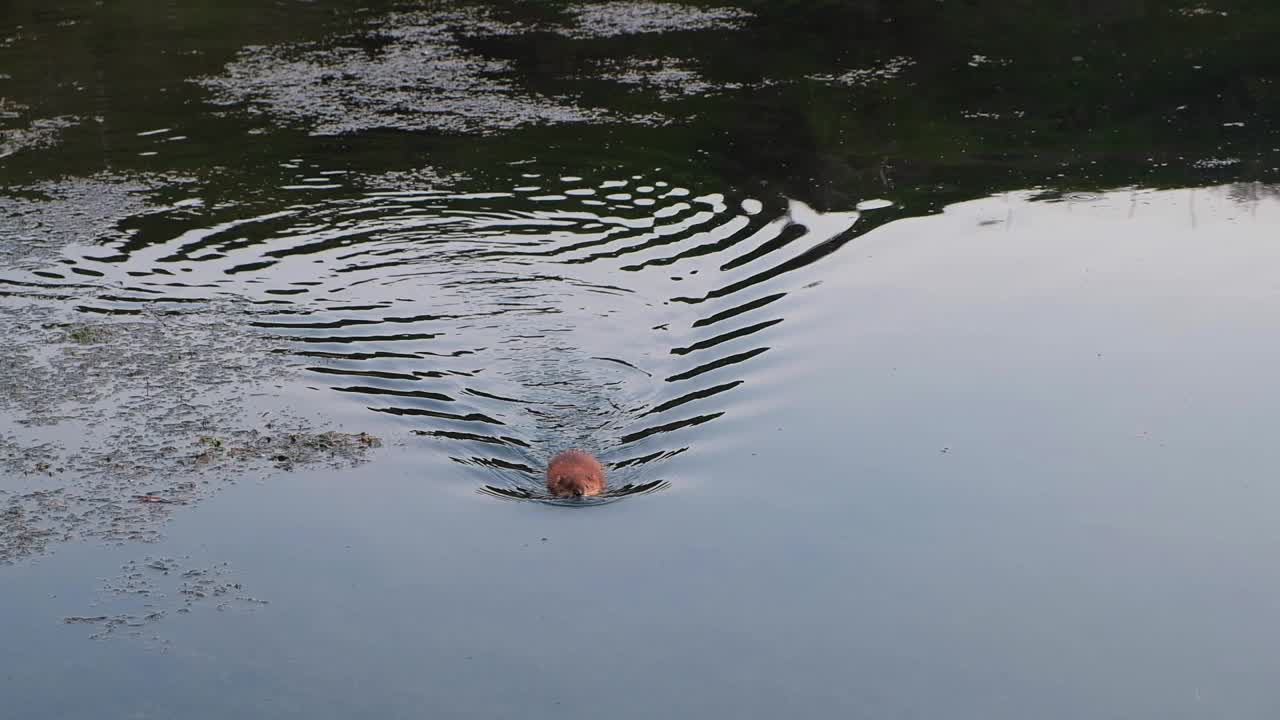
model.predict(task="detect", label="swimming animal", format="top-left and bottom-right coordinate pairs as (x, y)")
top-left (546, 449), bottom-right (606, 497)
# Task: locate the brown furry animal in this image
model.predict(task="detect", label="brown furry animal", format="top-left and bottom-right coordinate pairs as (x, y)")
top-left (546, 449), bottom-right (606, 497)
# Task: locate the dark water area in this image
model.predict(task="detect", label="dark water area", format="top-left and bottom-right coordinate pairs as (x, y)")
top-left (4, 1), bottom-right (1280, 717)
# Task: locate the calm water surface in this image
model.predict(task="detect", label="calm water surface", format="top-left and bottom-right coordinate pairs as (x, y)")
top-left (4, 1), bottom-right (1280, 718)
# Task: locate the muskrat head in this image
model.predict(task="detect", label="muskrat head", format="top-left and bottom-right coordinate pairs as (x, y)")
top-left (546, 449), bottom-right (606, 498)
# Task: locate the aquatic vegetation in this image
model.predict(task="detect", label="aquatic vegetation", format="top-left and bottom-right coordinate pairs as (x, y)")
top-left (558, 2), bottom-right (753, 38)
top-left (0, 296), bottom-right (383, 565)
top-left (61, 323), bottom-right (109, 344)
top-left (196, 8), bottom-right (613, 136)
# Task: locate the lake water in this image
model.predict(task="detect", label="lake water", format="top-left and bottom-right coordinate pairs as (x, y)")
top-left (4, 2), bottom-right (1280, 718)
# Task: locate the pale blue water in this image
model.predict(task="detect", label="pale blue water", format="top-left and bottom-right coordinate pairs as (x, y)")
top-left (4, 2), bottom-right (1280, 717)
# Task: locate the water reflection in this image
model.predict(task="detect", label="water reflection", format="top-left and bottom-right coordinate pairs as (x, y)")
top-left (1, 168), bottom-right (897, 502)
top-left (9, 174), bottom-right (1274, 505)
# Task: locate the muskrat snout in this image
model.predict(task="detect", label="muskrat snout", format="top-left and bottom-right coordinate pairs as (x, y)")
top-left (546, 449), bottom-right (606, 498)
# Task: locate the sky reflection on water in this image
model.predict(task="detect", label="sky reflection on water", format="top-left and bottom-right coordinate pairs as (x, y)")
top-left (4, 0), bottom-right (1280, 717)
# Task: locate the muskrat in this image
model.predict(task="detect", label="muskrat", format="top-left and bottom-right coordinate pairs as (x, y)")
top-left (546, 449), bottom-right (606, 497)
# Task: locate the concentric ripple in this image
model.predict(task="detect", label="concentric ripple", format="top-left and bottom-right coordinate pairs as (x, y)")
top-left (1, 169), bottom-right (897, 502)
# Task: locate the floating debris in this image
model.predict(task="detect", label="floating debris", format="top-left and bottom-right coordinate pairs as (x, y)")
top-left (60, 323), bottom-right (112, 345)
top-left (593, 57), bottom-right (743, 100)
top-left (809, 56), bottom-right (915, 88)
top-left (191, 430), bottom-right (382, 469)
top-left (65, 557), bottom-right (267, 641)
top-left (133, 495), bottom-right (177, 504)
top-left (197, 9), bottom-right (611, 136)
top-left (0, 115), bottom-right (79, 160)
top-left (559, 2), bottom-right (753, 39)
top-left (0, 298), bottom-right (382, 565)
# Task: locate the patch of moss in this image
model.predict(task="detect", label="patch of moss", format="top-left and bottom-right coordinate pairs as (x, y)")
top-left (62, 324), bottom-right (109, 345)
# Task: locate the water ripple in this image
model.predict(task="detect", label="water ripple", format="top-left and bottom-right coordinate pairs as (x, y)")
top-left (1, 169), bottom-right (892, 502)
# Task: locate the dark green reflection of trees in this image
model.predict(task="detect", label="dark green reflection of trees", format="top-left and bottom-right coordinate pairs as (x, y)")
top-left (1, 0), bottom-right (1276, 207)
